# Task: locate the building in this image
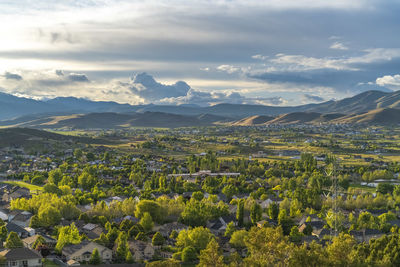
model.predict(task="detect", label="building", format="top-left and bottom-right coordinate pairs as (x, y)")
top-left (0, 247), bottom-right (43, 267)
top-left (62, 241), bottom-right (112, 263)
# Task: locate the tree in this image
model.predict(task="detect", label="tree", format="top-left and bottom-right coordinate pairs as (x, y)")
top-left (236, 199), bottom-right (244, 227)
top-left (250, 202), bottom-right (262, 225)
top-left (5, 232), bottom-right (23, 249)
top-left (278, 209), bottom-right (293, 235)
top-left (126, 250), bottom-right (134, 264)
top-left (229, 230), bottom-right (248, 249)
top-left (89, 248), bottom-right (102, 265)
top-left (244, 226), bottom-right (292, 266)
top-left (152, 232), bottom-right (165, 246)
top-left (198, 238), bottom-right (226, 267)
top-left (268, 202), bottom-right (279, 220)
top-left (289, 241), bottom-right (327, 267)
top-left (377, 183), bottom-right (394, 194)
top-left (32, 235), bottom-right (47, 250)
top-left (115, 232), bottom-right (129, 262)
top-left (140, 212), bottom-right (154, 232)
top-left (176, 227), bottom-right (214, 252)
top-left (224, 222), bottom-right (235, 237)
top-left (181, 246), bottom-right (197, 263)
top-left (48, 169), bottom-right (63, 185)
top-left (289, 226), bottom-right (303, 244)
top-left (326, 233), bottom-right (356, 266)
top-left (222, 184), bottom-right (238, 201)
top-left (135, 200), bottom-right (162, 223)
top-left (38, 205), bottom-right (62, 227)
top-left (0, 225), bottom-right (8, 244)
top-left (55, 223), bottom-right (82, 252)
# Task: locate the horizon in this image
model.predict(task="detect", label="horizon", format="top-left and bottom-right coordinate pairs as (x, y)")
top-left (1, 1), bottom-right (400, 107)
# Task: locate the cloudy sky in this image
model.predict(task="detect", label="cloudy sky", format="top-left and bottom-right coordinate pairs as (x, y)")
top-left (1, 0), bottom-right (400, 106)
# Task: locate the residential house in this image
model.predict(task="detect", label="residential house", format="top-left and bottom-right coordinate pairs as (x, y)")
top-left (129, 240), bottom-right (155, 261)
top-left (154, 222), bottom-right (188, 238)
top-left (6, 222), bottom-right (30, 238)
top-left (62, 241), bottom-right (112, 263)
top-left (9, 210), bottom-right (33, 228)
top-left (81, 223), bottom-right (104, 240)
top-left (0, 247), bottom-right (42, 267)
top-left (23, 234), bottom-right (57, 249)
top-left (350, 229), bottom-right (384, 243)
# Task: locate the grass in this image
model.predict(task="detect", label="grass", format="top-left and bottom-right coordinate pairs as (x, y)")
top-left (43, 259), bottom-right (61, 267)
top-left (349, 183), bottom-right (376, 193)
top-left (1, 180), bottom-right (43, 193)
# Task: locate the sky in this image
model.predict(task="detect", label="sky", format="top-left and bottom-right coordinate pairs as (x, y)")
top-left (1, 0), bottom-right (400, 106)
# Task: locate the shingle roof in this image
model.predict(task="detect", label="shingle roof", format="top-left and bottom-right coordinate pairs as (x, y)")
top-left (0, 247), bottom-right (42, 260)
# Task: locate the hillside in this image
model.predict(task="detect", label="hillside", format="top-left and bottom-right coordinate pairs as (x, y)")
top-left (0, 112), bottom-right (229, 129)
top-left (0, 128), bottom-right (100, 147)
top-left (230, 115), bottom-right (274, 126)
top-left (331, 108), bottom-right (400, 125)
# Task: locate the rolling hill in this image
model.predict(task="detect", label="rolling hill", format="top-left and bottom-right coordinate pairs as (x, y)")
top-left (0, 112), bottom-right (229, 129)
top-left (0, 128), bottom-right (102, 147)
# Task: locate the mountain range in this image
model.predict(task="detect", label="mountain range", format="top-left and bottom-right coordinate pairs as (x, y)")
top-left (1, 90), bottom-right (400, 128)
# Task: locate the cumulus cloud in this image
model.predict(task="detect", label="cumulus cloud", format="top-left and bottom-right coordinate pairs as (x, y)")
top-left (301, 94), bottom-right (325, 103)
top-left (3, 72), bottom-right (23, 80)
top-left (330, 42), bottom-right (348, 50)
top-left (121, 72), bottom-right (191, 101)
top-left (376, 74), bottom-right (400, 90)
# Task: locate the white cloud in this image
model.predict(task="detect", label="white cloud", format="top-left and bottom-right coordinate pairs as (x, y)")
top-left (217, 65), bottom-right (242, 74)
top-left (330, 41), bottom-right (348, 50)
top-left (376, 74), bottom-right (400, 89)
top-left (252, 54), bottom-right (268, 60)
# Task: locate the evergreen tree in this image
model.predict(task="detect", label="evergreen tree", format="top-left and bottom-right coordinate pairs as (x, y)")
top-left (115, 232), bottom-right (129, 262)
top-left (250, 202), bottom-right (262, 225)
top-left (140, 212), bottom-right (154, 232)
top-left (236, 199), bottom-right (244, 227)
top-left (5, 232), bottom-right (23, 249)
top-left (126, 251), bottom-right (134, 264)
top-left (152, 232), bottom-right (165, 246)
top-left (89, 248), bottom-right (102, 265)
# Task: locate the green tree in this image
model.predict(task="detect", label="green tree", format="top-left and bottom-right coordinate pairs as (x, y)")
top-left (115, 232), bottom-right (129, 262)
top-left (268, 202), bottom-right (279, 220)
top-left (5, 232), bottom-right (23, 248)
top-left (89, 248), bottom-right (102, 265)
top-left (152, 232), bottom-right (165, 246)
top-left (236, 199), bottom-right (244, 227)
top-left (0, 225), bottom-right (8, 244)
top-left (176, 227), bottom-right (214, 252)
top-left (250, 202), bottom-right (262, 225)
top-left (55, 223), bottom-right (82, 252)
top-left (32, 235), bottom-right (47, 250)
top-left (38, 205), bottom-right (62, 227)
top-left (224, 222), bottom-right (235, 237)
top-left (140, 212), bottom-right (154, 232)
top-left (229, 230), bottom-right (248, 249)
top-left (181, 246), bottom-right (197, 263)
top-left (135, 200), bottom-right (162, 223)
top-left (48, 169), bottom-right (63, 185)
top-left (126, 250), bottom-right (134, 264)
top-left (197, 238), bottom-right (226, 267)
top-left (244, 226), bottom-right (292, 266)
top-left (326, 233), bottom-right (356, 266)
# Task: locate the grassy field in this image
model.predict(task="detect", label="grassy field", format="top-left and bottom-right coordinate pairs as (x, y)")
top-left (349, 183), bottom-right (376, 193)
top-left (1, 180), bottom-right (43, 193)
